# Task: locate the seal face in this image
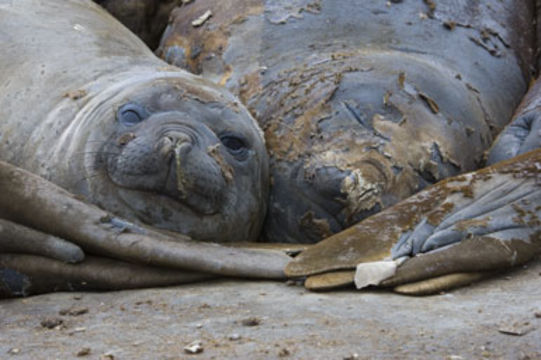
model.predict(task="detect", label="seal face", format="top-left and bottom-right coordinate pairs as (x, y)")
top-left (0, 0), bottom-right (268, 243)
top-left (85, 78), bottom-right (269, 242)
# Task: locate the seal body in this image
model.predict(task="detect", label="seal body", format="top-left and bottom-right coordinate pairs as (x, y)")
top-left (158, 0), bottom-right (535, 243)
top-left (0, 0), bottom-right (268, 243)
top-left (284, 71), bottom-right (541, 293)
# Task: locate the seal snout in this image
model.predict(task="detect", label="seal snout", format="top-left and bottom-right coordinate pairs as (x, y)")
top-left (265, 158), bottom-right (392, 243)
top-left (157, 131), bottom-right (194, 199)
top-left (157, 130), bottom-right (194, 160)
top-left (154, 125), bottom-right (230, 215)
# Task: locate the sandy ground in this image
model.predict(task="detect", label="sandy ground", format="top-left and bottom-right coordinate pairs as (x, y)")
top-left (1, 259), bottom-right (540, 360)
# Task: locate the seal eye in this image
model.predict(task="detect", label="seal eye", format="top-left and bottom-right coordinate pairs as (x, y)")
top-left (117, 103), bottom-right (149, 126)
top-left (220, 135), bottom-right (248, 159)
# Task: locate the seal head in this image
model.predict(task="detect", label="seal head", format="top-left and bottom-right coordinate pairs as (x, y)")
top-left (48, 73), bottom-right (268, 243)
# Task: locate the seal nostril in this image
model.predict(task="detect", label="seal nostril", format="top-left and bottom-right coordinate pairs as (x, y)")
top-left (158, 132), bottom-right (194, 160)
top-left (167, 131), bottom-right (192, 145)
top-left (310, 166), bottom-right (351, 200)
top-left (117, 132), bottom-right (136, 146)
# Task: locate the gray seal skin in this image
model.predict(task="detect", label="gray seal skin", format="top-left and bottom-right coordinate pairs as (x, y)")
top-left (157, 0), bottom-right (535, 244)
top-left (0, 0), bottom-right (268, 244)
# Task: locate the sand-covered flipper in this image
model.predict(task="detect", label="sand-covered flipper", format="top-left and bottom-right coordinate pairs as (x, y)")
top-left (285, 149), bottom-right (541, 294)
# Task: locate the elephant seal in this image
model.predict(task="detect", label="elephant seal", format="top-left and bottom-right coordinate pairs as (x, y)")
top-left (157, 0), bottom-right (540, 293)
top-left (157, 0), bottom-right (535, 244)
top-left (286, 68), bottom-right (541, 294)
top-left (0, 0), bottom-right (268, 244)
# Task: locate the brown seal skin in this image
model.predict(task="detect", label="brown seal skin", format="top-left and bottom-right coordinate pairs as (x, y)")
top-left (157, 0), bottom-right (536, 244)
top-left (157, 0), bottom-right (541, 293)
top-left (93, 0), bottom-right (182, 49)
top-left (285, 148), bottom-right (541, 294)
top-left (285, 73), bottom-right (541, 293)
top-left (0, 0), bottom-right (292, 297)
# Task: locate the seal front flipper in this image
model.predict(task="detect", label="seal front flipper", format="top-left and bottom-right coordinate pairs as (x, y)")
top-left (487, 79), bottom-right (541, 164)
top-left (0, 218), bottom-right (84, 264)
top-left (285, 149), bottom-right (541, 293)
top-left (0, 161), bottom-right (290, 282)
top-left (392, 157), bottom-right (541, 259)
top-left (0, 254), bottom-right (213, 298)
top-left (0, 161), bottom-right (84, 264)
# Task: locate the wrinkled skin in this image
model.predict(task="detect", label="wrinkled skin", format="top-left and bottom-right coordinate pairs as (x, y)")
top-left (1, 2), bottom-right (538, 293)
top-left (158, 0), bottom-right (535, 243)
top-left (0, 160), bottom-right (291, 297)
top-left (158, 0), bottom-right (540, 293)
top-left (0, 0), bottom-right (268, 243)
top-left (286, 74), bottom-right (541, 294)
top-left (286, 149), bottom-right (541, 294)
top-left (0, 0), bottom-right (281, 297)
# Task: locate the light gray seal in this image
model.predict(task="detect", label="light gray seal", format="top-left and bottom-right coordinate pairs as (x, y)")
top-left (0, 0), bottom-right (268, 244)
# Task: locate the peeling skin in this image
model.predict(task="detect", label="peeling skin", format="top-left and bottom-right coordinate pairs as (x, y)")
top-left (264, 0), bottom-right (322, 24)
top-left (157, 0), bottom-right (263, 78)
top-left (286, 148), bottom-right (541, 277)
top-left (207, 144), bottom-right (234, 184)
top-left (156, 0), bottom-right (539, 293)
top-left (159, 0), bottom-right (534, 244)
top-left (340, 168), bottom-right (383, 219)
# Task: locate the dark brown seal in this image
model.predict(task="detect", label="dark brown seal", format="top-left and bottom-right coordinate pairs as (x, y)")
top-left (157, 0), bottom-right (535, 243)
top-left (157, 0), bottom-right (540, 293)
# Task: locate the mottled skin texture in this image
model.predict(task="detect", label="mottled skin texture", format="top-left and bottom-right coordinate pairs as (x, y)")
top-left (1, 0), bottom-right (540, 296)
top-left (286, 148), bottom-right (541, 293)
top-left (286, 74), bottom-right (541, 293)
top-left (158, 0), bottom-right (541, 292)
top-left (158, 0), bottom-right (535, 244)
